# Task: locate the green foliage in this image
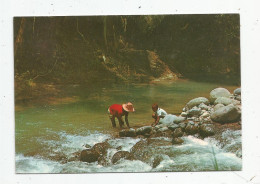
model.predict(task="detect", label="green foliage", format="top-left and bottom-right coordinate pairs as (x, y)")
top-left (14, 14), bottom-right (240, 86)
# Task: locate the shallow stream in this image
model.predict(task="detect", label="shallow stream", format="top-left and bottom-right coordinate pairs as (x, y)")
top-left (15, 80), bottom-right (241, 173)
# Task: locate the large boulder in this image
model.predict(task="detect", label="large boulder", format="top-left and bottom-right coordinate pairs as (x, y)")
top-left (210, 104), bottom-right (241, 123)
top-left (80, 149), bottom-right (100, 163)
top-left (136, 126), bottom-right (152, 135)
top-left (213, 104), bottom-right (225, 111)
top-left (159, 114), bottom-right (184, 125)
top-left (199, 124), bottom-right (215, 138)
top-left (186, 97), bottom-right (209, 109)
top-left (173, 116), bottom-right (186, 124)
top-left (119, 128), bottom-right (136, 137)
top-left (111, 151), bottom-right (134, 164)
top-left (92, 142), bottom-right (111, 155)
top-left (209, 88), bottom-right (231, 103)
top-left (130, 140), bottom-right (150, 162)
top-left (130, 138), bottom-right (172, 164)
top-left (214, 97), bottom-right (240, 106)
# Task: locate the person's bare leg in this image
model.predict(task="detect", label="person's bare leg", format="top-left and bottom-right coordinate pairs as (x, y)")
top-left (110, 115), bottom-right (116, 127)
top-left (118, 117), bottom-right (124, 128)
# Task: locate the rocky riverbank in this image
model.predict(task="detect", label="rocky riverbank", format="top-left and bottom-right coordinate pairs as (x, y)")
top-left (74, 87), bottom-right (241, 168)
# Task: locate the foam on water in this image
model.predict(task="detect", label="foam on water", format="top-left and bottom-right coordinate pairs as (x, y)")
top-left (39, 131), bottom-right (111, 156)
top-left (16, 154), bottom-right (63, 173)
top-left (108, 137), bottom-right (141, 151)
top-left (16, 129), bottom-right (242, 173)
top-left (167, 134), bottom-right (242, 171)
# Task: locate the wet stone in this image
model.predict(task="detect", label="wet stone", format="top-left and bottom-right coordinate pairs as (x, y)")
top-left (111, 151), bottom-right (134, 164)
top-left (172, 137), bottom-right (184, 145)
top-left (119, 128), bottom-right (136, 137)
top-left (199, 124), bottom-right (215, 138)
top-left (80, 149), bottom-right (100, 163)
top-left (179, 122), bottom-right (187, 130)
top-left (185, 123), bottom-right (199, 135)
top-left (167, 123), bottom-right (179, 131)
top-left (172, 128), bottom-right (184, 138)
top-left (136, 126), bottom-right (153, 135)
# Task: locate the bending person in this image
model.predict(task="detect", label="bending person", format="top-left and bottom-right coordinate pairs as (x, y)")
top-left (108, 102), bottom-right (135, 128)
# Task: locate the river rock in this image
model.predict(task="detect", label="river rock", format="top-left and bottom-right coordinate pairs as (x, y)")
top-left (187, 121), bottom-right (195, 125)
top-left (157, 127), bottom-right (169, 133)
top-left (131, 138), bottom-right (173, 163)
top-left (130, 140), bottom-right (150, 162)
top-left (199, 124), bottom-right (215, 138)
top-left (119, 128), bottom-right (136, 137)
top-left (185, 122), bottom-right (199, 135)
top-left (210, 104), bottom-right (241, 123)
top-left (200, 111), bottom-right (210, 118)
top-left (199, 116), bottom-right (211, 124)
top-left (179, 122), bottom-right (187, 130)
top-left (213, 103), bottom-right (225, 111)
top-left (152, 155), bottom-right (164, 168)
top-left (236, 149), bottom-right (242, 158)
top-left (160, 114), bottom-right (181, 125)
top-left (172, 128), bottom-right (184, 138)
top-left (98, 155), bottom-right (110, 166)
top-left (167, 123), bottom-right (179, 131)
top-left (136, 126), bottom-right (152, 135)
top-left (173, 116), bottom-right (186, 124)
top-left (214, 97), bottom-right (240, 106)
top-left (180, 112), bottom-right (188, 117)
top-left (234, 88), bottom-right (241, 95)
top-left (154, 124), bottom-right (166, 130)
top-left (198, 103), bottom-right (210, 111)
top-left (235, 95), bottom-right (241, 101)
top-left (188, 107), bottom-right (202, 117)
top-left (187, 117), bottom-right (195, 121)
top-left (84, 144), bottom-right (92, 149)
top-left (80, 149), bottom-right (100, 163)
top-left (92, 142), bottom-right (111, 155)
top-left (111, 151), bottom-right (134, 164)
top-left (186, 97), bottom-right (210, 109)
top-left (68, 151), bottom-right (81, 162)
top-left (172, 137), bottom-right (184, 145)
top-left (147, 138), bottom-right (173, 147)
top-left (209, 88), bottom-right (231, 103)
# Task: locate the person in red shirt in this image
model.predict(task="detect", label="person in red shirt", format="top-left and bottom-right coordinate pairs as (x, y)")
top-left (108, 102), bottom-right (135, 128)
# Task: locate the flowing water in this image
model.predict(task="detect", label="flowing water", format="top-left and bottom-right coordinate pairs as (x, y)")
top-left (15, 80), bottom-right (241, 173)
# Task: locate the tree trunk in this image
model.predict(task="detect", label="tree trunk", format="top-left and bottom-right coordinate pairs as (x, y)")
top-left (14, 18), bottom-right (26, 57)
top-left (103, 17), bottom-right (108, 51)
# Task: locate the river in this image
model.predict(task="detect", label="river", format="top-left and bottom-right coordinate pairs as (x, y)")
top-left (15, 79), bottom-right (241, 173)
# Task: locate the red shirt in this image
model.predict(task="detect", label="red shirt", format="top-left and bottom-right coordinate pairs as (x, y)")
top-left (109, 104), bottom-right (125, 116)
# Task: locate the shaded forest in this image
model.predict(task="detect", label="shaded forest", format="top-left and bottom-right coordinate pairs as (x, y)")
top-left (14, 15), bottom-right (240, 102)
